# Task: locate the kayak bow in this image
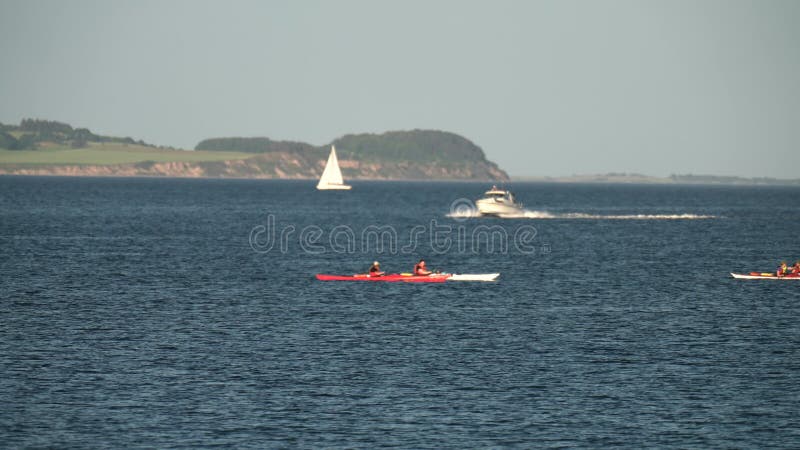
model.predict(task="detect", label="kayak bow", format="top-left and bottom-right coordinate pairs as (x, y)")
top-left (448, 273), bottom-right (500, 281)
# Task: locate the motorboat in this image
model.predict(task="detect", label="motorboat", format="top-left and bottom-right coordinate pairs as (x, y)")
top-left (475, 186), bottom-right (524, 216)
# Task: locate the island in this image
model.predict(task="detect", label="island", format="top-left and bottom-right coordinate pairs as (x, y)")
top-left (513, 172), bottom-right (800, 186)
top-left (0, 119), bottom-right (509, 181)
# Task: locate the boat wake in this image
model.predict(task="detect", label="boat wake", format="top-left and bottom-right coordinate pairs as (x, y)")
top-left (447, 209), bottom-right (717, 220)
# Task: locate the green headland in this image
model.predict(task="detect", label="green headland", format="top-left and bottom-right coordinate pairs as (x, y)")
top-left (0, 119), bottom-right (509, 181)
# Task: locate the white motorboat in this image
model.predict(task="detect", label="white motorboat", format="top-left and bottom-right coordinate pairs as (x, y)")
top-left (475, 186), bottom-right (524, 216)
top-left (317, 145), bottom-right (352, 190)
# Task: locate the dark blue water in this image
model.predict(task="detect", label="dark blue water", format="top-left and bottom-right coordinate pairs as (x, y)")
top-left (2, 176), bottom-right (800, 448)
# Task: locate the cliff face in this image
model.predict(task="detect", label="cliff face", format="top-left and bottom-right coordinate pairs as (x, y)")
top-left (0, 152), bottom-right (509, 181)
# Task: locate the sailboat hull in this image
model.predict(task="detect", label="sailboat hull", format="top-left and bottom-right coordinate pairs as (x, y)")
top-left (317, 184), bottom-right (352, 190)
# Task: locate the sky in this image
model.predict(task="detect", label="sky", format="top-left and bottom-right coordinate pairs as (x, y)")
top-left (1, 0), bottom-right (799, 178)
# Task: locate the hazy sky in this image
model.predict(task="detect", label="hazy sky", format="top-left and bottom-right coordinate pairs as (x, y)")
top-left (1, 0), bottom-right (798, 177)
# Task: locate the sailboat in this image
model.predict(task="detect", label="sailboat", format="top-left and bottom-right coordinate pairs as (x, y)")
top-left (317, 145), bottom-right (352, 190)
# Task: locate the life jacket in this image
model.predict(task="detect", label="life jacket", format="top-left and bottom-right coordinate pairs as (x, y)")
top-left (414, 263), bottom-right (424, 275)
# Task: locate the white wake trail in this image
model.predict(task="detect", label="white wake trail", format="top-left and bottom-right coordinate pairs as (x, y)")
top-left (446, 210), bottom-right (717, 220)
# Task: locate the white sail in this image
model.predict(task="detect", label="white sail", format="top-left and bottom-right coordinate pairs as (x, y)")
top-left (317, 146), bottom-right (351, 190)
top-left (320, 146), bottom-right (344, 185)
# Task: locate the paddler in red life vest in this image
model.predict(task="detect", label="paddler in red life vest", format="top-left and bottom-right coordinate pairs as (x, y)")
top-left (368, 261), bottom-right (385, 276)
top-left (792, 261), bottom-right (800, 275)
top-left (414, 259), bottom-right (432, 276)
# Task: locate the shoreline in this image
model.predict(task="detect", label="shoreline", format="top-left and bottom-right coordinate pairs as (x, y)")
top-left (2, 172), bottom-right (799, 187)
top-left (0, 172), bottom-right (502, 183)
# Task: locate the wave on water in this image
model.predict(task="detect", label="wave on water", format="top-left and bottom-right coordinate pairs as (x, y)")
top-left (447, 209), bottom-right (717, 220)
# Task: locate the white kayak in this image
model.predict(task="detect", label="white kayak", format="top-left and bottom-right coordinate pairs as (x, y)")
top-left (447, 273), bottom-right (500, 282)
top-left (731, 272), bottom-right (800, 280)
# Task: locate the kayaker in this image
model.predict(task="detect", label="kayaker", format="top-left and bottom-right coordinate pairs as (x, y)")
top-left (369, 261), bottom-right (385, 276)
top-left (777, 261), bottom-right (789, 277)
top-left (792, 261), bottom-right (800, 275)
top-left (414, 259), bottom-right (432, 276)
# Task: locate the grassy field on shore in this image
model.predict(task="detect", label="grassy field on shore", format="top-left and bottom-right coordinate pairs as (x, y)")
top-left (0, 143), bottom-right (256, 166)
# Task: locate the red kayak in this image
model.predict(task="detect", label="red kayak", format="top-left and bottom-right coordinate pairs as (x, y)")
top-left (316, 273), bottom-right (450, 283)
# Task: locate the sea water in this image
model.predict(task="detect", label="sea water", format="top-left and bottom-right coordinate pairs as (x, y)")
top-left (2, 176), bottom-right (800, 448)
